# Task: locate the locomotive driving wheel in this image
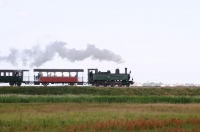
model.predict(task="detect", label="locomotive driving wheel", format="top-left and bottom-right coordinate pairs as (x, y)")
top-left (118, 81), bottom-right (122, 87)
top-left (111, 84), bottom-right (115, 87)
top-left (118, 84), bottom-right (122, 87)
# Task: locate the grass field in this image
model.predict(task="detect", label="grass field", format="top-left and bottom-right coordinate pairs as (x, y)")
top-left (1, 86), bottom-right (200, 131)
top-left (1, 103), bottom-right (200, 131)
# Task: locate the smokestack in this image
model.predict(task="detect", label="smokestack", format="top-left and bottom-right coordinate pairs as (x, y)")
top-left (125, 68), bottom-right (127, 74)
top-left (0, 41), bottom-right (125, 67)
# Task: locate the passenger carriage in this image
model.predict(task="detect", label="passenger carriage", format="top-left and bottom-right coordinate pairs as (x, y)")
top-left (0, 69), bottom-right (29, 86)
top-left (33, 69), bottom-right (84, 86)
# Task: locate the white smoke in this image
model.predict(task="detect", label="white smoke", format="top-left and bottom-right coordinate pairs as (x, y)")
top-left (0, 49), bottom-right (19, 65)
top-left (0, 41), bottom-right (124, 67)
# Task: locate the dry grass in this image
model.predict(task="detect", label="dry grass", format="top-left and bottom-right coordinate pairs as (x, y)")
top-left (1, 103), bottom-right (200, 114)
top-left (1, 103), bottom-right (200, 131)
top-left (68, 118), bottom-right (200, 131)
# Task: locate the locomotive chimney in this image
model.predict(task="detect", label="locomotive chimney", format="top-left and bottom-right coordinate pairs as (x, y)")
top-left (125, 68), bottom-right (127, 74)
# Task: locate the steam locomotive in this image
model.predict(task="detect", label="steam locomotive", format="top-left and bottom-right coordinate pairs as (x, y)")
top-left (0, 68), bottom-right (134, 87)
top-left (88, 68), bottom-right (133, 87)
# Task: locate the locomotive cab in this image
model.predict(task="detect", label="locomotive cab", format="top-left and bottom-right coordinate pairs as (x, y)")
top-left (88, 69), bottom-right (98, 84)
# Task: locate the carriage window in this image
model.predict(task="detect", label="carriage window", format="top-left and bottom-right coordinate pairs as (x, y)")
top-left (6, 72), bottom-right (9, 76)
top-left (6, 72), bottom-right (12, 76)
top-left (1, 72), bottom-right (4, 76)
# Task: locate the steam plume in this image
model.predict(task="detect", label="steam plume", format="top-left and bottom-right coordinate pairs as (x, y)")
top-left (0, 42), bottom-right (124, 67)
top-left (0, 49), bottom-right (19, 65)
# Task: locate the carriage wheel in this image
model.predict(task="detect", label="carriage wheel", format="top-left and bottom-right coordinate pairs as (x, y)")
top-left (9, 82), bottom-right (14, 86)
top-left (69, 83), bottom-right (74, 86)
top-left (17, 82), bottom-right (21, 86)
top-left (42, 83), bottom-right (49, 86)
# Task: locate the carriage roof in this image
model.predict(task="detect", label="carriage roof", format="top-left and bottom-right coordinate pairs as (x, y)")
top-left (0, 69), bottom-right (29, 72)
top-left (33, 69), bottom-right (84, 72)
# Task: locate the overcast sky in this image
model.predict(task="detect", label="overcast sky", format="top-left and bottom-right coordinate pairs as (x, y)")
top-left (0, 0), bottom-right (200, 84)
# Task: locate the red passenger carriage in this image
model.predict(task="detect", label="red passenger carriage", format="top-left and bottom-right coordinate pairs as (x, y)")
top-left (33, 69), bottom-right (84, 86)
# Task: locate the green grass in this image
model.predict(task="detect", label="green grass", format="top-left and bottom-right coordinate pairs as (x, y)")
top-left (0, 94), bottom-right (200, 103)
top-left (0, 86), bottom-right (200, 96)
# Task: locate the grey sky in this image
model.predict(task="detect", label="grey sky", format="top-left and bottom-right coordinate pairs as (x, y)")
top-left (0, 0), bottom-right (200, 84)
